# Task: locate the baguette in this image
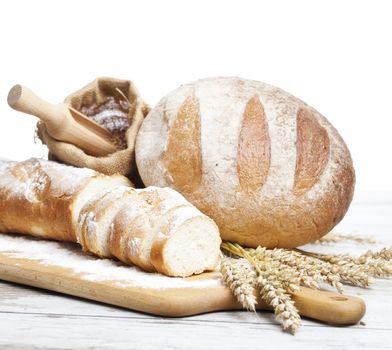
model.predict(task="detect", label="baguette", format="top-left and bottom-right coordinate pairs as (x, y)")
top-left (0, 158), bottom-right (221, 277)
top-left (0, 158), bottom-right (130, 241)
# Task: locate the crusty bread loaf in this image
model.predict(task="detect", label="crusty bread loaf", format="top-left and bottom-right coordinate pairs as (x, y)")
top-left (135, 76), bottom-right (355, 248)
top-left (0, 158), bottom-right (221, 277)
top-left (0, 158), bottom-right (130, 241)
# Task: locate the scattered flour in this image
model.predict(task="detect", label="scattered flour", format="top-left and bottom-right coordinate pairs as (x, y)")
top-left (128, 237), bottom-right (141, 256)
top-left (0, 234), bottom-right (222, 289)
top-left (84, 212), bottom-right (98, 236)
top-left (168, 206), bottom-right (204, 231)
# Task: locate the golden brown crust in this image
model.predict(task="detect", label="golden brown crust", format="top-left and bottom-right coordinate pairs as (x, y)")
top-left (77, 187), bottom-right (133, 257)
top-left (0, 159), bottom-right (93, 241)
top-left (294, 108), bottom-right (330, 196)
top-left (162, 95), bottom-right (202, 193)
top-left (309, 161), bottom-right (355, 242)
top-left (107, 217), bottom-right (124, 262)
top-left (237, 95), bottom-right (271, 192)
top-left (109, 205), bottom-right (156, 272)
top-left (205, 148), bottom-right (355, 249)
top-left (149, 204), bottom-right (187, 276)
top-left (150, 237), bottom-right (170, 275)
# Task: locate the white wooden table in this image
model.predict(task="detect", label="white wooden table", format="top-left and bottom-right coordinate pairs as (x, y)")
top-left (0, 192), bottom-right (391, 350)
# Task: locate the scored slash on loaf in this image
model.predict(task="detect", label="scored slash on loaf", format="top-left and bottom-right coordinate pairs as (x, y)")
top-left (0, 158), bottom-right (221, 277)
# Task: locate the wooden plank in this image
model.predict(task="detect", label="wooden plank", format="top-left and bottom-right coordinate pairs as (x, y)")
top-left (0, 312), bottom-right (390, 350)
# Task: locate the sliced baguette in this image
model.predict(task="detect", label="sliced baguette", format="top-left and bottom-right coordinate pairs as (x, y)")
top-left (0, 158), bottom-right (221, 277)
top-left (110, 186), bottom-right (221, 276)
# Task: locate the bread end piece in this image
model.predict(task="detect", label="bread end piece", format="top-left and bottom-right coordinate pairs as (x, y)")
top-left (151, 215), bottom-right (221, 277)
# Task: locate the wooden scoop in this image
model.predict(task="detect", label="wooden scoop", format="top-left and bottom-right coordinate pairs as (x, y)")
top-left (7, 85), bottom-right (117, 157)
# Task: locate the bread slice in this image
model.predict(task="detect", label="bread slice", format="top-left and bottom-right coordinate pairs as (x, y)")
top-left (136, 187), bottom-right (221, 277)
top-left (76, 186), bottom-right (136, 257)
top-left (70, 176), bottom-right (131, 239)
top-left (150, 204), bottom-right (221, 277)
top-left (109, 201), bottom-right (155, 271)
top-left (109, 187), bottom-right (180, 272)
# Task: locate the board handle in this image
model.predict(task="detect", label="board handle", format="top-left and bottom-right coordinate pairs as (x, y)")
top-left (286, 287), bottom-right (366, 325)
top-left (194, 285), bottom-right (366, 325)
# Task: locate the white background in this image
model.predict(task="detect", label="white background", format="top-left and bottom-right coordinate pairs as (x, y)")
top-left (0, 0), bottom-right (391, 192)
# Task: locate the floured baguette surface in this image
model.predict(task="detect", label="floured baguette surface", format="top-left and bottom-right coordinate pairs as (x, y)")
top-left (136, 76), bottom-right (355, 248)
top-left (0, 158), bottom-right (130, 241)
top-left (0, 158), bottom-right (221, 277)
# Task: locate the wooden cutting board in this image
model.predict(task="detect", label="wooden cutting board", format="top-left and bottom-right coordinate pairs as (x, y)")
top-left (0, 233), bottom-right (365, 325)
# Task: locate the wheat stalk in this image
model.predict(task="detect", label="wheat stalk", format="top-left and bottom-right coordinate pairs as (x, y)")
top-left (364, 247), bottom-right (392, 260)
top-left (220, 241), bottom-right (392, 335)
top-left (222, 242), bottom-right (301, 334)
top-left (220, 253), bottom-right (257, 311)
top-left (251, 247), bottom-right (344, 292)
top-left (300, 247), bottom-right (392, 280)
top-left (314, 232), bottom-right (377, 245)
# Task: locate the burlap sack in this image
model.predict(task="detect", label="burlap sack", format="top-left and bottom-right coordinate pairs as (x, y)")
top-left (37, 77), bottom-right (150, 186)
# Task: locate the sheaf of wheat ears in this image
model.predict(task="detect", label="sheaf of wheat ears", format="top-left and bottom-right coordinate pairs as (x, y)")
top-left (220, 240), bottom-right (392, 334)
top-left (221, 241), bottom-right (301, 334)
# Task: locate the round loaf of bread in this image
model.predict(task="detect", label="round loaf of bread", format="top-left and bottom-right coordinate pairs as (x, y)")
top-left (135, 77), bottom-right (355, 248)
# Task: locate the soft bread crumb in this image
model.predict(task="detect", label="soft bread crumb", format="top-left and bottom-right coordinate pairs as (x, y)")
top-left (159, 217), bottom-right (221, 277)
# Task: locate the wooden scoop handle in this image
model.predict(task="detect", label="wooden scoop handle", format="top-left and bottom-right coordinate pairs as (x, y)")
top-left (7, 84), bottom-right (64, 125)
top-left (7, 85), bottom-right (117, 157)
